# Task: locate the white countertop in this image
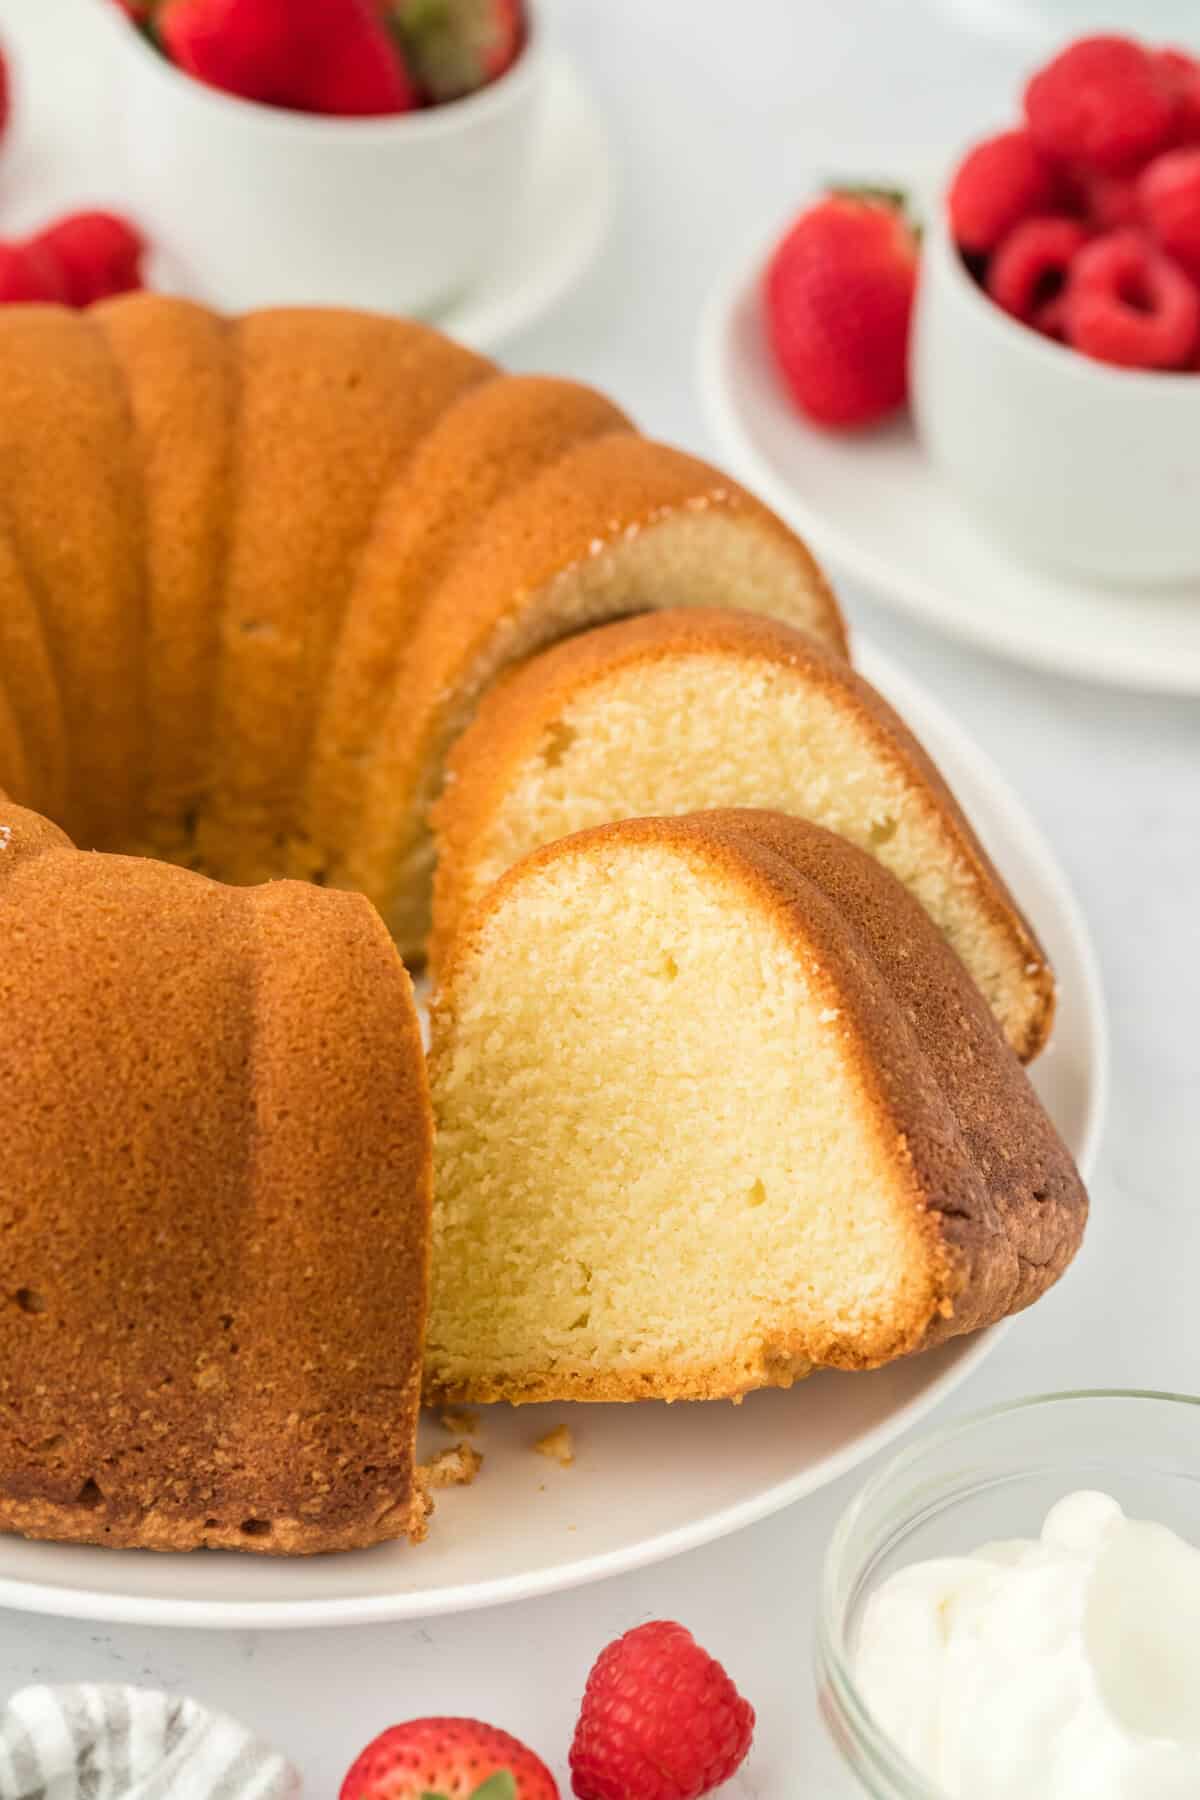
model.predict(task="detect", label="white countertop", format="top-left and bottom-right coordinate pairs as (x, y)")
top-left (1, 0), bottom-right (1198, 1793)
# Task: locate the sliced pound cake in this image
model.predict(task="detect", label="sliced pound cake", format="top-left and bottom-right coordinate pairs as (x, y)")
top-left (425, 810), bottom-right (1087, 1405)
top-left (430, 609), bottom-right (1053, 1062)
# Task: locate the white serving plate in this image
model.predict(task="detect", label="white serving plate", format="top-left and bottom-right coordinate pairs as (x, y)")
top-left (699, 225), bottom-right (1200, 693)
top-left (0, 642), bottom-right (1107, 1629)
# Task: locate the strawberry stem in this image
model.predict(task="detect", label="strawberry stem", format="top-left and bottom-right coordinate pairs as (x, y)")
top-left (825, 182), bottom-right (922, 244)
top-left (830, 181), bottom-right (910, 211)
top-left (417, 1776), bottom-right (517, 1800)
top-left (471, 1778), bottom-right (518, 1800)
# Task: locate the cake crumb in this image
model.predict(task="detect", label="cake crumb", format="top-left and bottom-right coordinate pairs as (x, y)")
top-left (423, 1442), bottom-right (483, 1489)
top-left (438, 1408), bottom-right (480, 1436)
top-left (533, 1424), bottom-right (575, 1468)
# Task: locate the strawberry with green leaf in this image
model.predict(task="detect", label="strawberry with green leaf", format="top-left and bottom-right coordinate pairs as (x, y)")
top-left (340, 1717), bottom-right (558, 1800)
top-left (390, 0), bottom-right (523, 103)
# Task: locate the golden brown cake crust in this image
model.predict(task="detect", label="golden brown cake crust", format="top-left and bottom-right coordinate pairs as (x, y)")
top-left (0, 307), bottom-right (146, 850)
top-left (693, 812), bottom-right (1086, 1345)
top-left (300, 372), bottom-right (633, 883)
top-left (0, 301), bottom-right (844, 970)
top-left (428, 811), bottom-right (1086, 1405)
top-left (429, 608), bottom-right (1056, 1062)
top-left (198, 308), bottom-right (490, 888)
top-left (342, 431), bottom-right (848, 949)
top-left (94, 294), bottom-right (238, 863)
top-left (0, 796), bottom-right (432, 1554)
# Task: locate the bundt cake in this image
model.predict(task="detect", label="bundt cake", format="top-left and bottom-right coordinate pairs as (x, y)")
top-left (424, 811), bottom-right (1087, 1405)
top-left (0, 796), bottom-right (432, 1554)
top-left (0, 295), bottom-right (846, 959)
top-left (430, 608), bottom-right (1054, 1060)
top-left (0, 296), bottom-right (1079, 1554)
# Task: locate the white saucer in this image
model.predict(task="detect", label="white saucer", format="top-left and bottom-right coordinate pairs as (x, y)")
top-left (699, 226), bottom-right (1200, 693)
top-left (0, 641), bottom-right (1106, 1629)
top-left (438, 55), bottom-right (613, 350)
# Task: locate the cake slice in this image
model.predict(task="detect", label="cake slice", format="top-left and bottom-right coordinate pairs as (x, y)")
top-left (336, 434), bottom-right (847, 959)
top-left (425, 810), bottom-right (1087, 1404)
top-left (430, 609), bottom-right (1053, 1061)
top-left (299, 372), bottom-right (633, 887)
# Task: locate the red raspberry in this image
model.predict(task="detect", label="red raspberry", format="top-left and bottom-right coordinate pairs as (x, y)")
top-left (1080, 171), bottom-right (1140, 229)
top-left (1025, 34), bottom-right (1178, 174)
top-left (763, 190), bottom-right (918, 429)
top-left (29, 212), bottom-right (146, 306)
top-left (0, 242), bottom-right (67, 305)
top-left (1064, 228), bottom-right (1199, 368)
top-left (1156, 48), bottom-right (1200, 144)
top-left (948, 129), bottom-right (1065, 254)
top-left (569, 1621), bottom-right (754, 1800)
top-left (1138, 146), bottom-right (1200, 278)
top-left (986, 215), bottom-right (1088, 335)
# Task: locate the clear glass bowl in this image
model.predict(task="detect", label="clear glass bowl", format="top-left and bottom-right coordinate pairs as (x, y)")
top-left (816, 1390), bottom-right (1200, 1799)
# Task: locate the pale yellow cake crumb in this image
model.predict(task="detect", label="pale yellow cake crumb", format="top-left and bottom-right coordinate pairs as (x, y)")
top-left (534, 1424), bottom-right (575, 1467)
top-left (424, 1442), bottom-right (483, 1489)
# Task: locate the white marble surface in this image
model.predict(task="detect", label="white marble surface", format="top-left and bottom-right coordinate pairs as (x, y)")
top-left (0, 0), bottom-right (1198, 1793)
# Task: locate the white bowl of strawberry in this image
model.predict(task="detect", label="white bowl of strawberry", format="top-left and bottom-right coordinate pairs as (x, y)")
top-left (101, 0), bottom-right (543, 315)
top-left (761, 33), bottom-right (1200, 588)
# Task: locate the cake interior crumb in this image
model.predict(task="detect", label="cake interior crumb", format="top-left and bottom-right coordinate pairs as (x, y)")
top-left (423, 1442), bottom-right (483, 1489)
top-left (534, 1424), bottom-right (576, 1467)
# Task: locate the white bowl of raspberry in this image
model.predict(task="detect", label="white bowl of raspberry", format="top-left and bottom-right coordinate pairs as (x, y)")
top-left (911, 34), bottom-right (1200, 587)
top-left (101, 0), bottom-right (546, 318)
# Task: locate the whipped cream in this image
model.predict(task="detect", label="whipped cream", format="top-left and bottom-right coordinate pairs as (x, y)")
top-left (854, 1489), bottom-right (1200, 1798)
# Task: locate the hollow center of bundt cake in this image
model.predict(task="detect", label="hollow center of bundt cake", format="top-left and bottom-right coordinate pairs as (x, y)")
top-left (425, 842), bottom-right (942, 1402)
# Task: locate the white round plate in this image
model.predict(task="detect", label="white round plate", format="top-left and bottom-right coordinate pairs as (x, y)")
top-left (699, 228), bottom-right (1200, 693)
top-left (438, 55), bottom-right (612, 351)
top-left (0, 644), bottom-right (1106, 1629)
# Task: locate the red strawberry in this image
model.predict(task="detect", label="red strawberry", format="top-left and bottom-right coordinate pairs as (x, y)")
top-left (1157, 48), bottom-right (1200, 145)
top-left (340, 1717), bottom-right (558, 1800)
top-left (159, 0), bottom-right (418, 116)
top-left (569, 1621), bottom-right (754, 1800)
top-left (159, 0), bottom-right (297, 105)
top-left (986, 214), bottom-right (1088, 333)
top-left (948, 129), bottom-right (1065, 254)
top-left (1025, 35), bottom-right (1178, 174)
top-left (0, 43), bottom-right (9, 142)
top-left (29, 212), bottom-right (147, 306)
top-left (391, 0), bottom-right (524, 104)
top-left (1138, 146), bottom-right (1200, 278)
top-left (763, 189), bottom-right (918, 429)
top-left (297, 0), bottom-right (420, 115)
top-left (0, 242), bottom-right (67, 305)
top-left (1064, 228), bottom-right (1199, 368)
